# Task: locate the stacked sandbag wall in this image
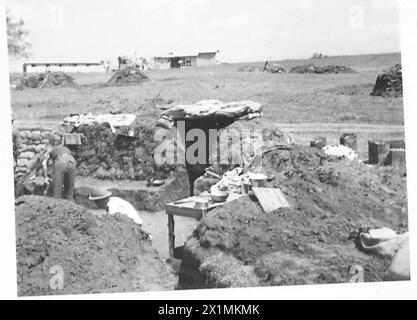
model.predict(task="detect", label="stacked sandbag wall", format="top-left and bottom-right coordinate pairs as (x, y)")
top-left (14, 128), bottom-right (62, 179)
top-left (15, 124), bottom-right (181, 182)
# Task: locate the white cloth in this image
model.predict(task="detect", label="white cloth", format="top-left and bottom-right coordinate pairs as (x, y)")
top-left (322, 145), bottom-right (359, 161)
top-left (161, 100), bottom-right (263, 121)
top-left (62, 113), bottom-right (136, 130)
top-left (358, 228), bottom-right (409, 281)
top-left (107, 197), bottom-right (143, 226)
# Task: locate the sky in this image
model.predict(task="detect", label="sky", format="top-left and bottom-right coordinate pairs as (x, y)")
top-left (6, 0), bottom-right (401, 71)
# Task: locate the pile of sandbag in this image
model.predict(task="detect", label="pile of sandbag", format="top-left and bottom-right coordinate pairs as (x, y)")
top-left (14, 72), bottom-right (76, 89)
top-left (105, 66), bottom-right (149, 86)
top-left (14, 128), bottom-right (61, 179)
top-left (290, 64), bottom-right (357, 74)
top-left (371, 64), bottom-right (402, 97)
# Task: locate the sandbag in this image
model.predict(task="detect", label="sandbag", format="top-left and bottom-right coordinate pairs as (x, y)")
top-left (355, 228), bottom-right (410, 281)
top-left (384, 235), bottom-right (410, 281)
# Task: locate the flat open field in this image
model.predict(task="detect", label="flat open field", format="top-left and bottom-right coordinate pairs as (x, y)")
top-left (11, 52), bottom-right (404, 158)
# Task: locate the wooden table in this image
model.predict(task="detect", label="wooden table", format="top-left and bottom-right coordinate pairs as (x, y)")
top-left (166, 194), bottom-right (241, 258)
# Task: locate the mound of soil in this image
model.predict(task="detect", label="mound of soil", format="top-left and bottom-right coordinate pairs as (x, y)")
top-left (14, 72), bottom-right (76, 90)
top-left (290, 64), bottom-right (357, 74)
top-left (106, 67), bottom-right (149, 86)
top-left (16, 196), bottom-right (177, 296)
top-left (179, 145), bottom-right (408, 289)
top-left (371, 64), bottom-right (402, 98)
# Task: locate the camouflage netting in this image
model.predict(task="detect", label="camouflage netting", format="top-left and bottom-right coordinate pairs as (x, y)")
top-left (371, 64), bottom-right (403, 98)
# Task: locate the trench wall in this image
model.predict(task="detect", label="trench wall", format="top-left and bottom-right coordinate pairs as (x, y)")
top-left (14, 123), bottom-right (178, 182)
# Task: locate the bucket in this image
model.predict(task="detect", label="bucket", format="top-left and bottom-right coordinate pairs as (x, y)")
top-left (340, 133), bottom-right (357, 151)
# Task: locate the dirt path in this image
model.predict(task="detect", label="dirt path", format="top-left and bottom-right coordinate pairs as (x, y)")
top-left (275, 123), bottom-right (404, 132)
top-left (140, 211), bottom-right (198, 259)
top-left (92, 209), bottom-right (198, 259)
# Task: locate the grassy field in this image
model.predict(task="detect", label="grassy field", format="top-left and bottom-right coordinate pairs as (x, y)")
top-left (11, 52), bottom-right (404, 158)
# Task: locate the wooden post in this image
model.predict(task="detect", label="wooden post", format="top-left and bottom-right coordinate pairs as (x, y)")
top-left (388, 148), bottom-right (406, 169)
top-left (167, 214), bottom-right (175, 258)
top-left (340, 133), bottom-right (357, 151)
top-left (368, 140), bottom-right (390, 165)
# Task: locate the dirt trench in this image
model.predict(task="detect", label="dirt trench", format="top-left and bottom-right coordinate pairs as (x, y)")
top-left (177, 145), bottom-right (408, 289)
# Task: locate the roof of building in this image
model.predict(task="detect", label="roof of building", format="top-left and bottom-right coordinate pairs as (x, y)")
top-left (24, 62), bottom-right (103, 66)
top-left (153, 51), bottom-right (219, 60)
top-left (154, 55), bottom-right (197, 60)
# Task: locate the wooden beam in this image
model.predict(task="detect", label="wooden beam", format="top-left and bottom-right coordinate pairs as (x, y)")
top-left (252, 187), bottom-right (290, 213)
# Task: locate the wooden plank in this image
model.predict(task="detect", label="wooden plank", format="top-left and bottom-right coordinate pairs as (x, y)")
top-left (168, 214), bottom-right (175, 258)
top-left (166, 193), bottom-right (244, 219)
top-left (252, 188), bottom-right (290, 213)
top-left (166, 205), bottom-right (203, 219)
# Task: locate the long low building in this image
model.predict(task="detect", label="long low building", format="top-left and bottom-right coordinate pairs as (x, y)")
top-left (152, 51), bottom-right (219, 70)
top-left (23, 62), bottom-right (107, 74)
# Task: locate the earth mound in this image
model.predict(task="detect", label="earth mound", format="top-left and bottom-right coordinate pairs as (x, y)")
top-left (13, 72), bottom-right (76, 89)
top-left (179, 145), bottom-right (408, 288)
top-left (105, 67), bottom-right (149, 86)
top-left (290, 64), bottom-right (357, 74)
top-left (16, 196), bottom-right (177, 296)
top-left (371, 64), bottom-right (402, 98)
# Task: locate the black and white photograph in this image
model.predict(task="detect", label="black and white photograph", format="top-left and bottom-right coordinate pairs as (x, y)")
top-left (1, 0), bottom-right (416, 300)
